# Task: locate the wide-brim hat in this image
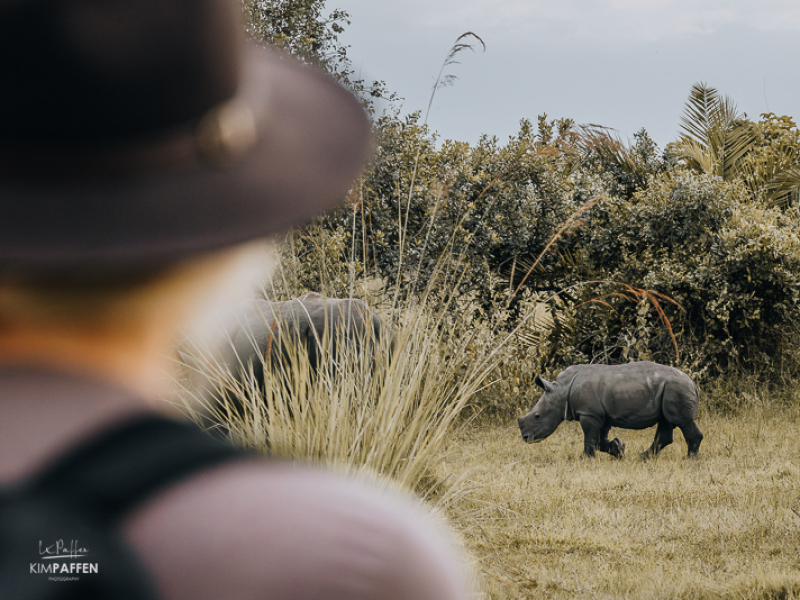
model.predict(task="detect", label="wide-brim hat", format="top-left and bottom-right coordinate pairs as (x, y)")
top-left (0, 0), bottom-right (372, 274)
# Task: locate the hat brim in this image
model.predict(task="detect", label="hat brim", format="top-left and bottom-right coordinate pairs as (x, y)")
top-left (0, 44), bottom-right (373, 273)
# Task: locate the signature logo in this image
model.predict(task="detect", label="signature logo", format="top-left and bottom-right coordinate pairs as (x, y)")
top-left (31, 540), bottom-right (99, 579)
top-left (39, 540), bottom-right (88, 560)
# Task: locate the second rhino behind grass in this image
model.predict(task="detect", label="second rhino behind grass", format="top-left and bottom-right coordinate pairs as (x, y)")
top-left (517, 362), bottom-right (703, 459)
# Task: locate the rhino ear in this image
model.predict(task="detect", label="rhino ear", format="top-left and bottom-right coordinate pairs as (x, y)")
top-left (535, 374), bottom-right (555, 393)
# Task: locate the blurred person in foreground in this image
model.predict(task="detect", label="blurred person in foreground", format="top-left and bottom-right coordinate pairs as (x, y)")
top-left (0, 1), bottom-right (469, 599)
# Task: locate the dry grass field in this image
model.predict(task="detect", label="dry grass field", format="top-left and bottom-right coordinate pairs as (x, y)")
top-left (441, 404), bottom-right (800, 600)
top-left (180, 282), bottom-right (800, 599)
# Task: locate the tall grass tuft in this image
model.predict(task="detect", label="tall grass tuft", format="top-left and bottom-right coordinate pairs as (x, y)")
top-left (177, 270), bottom-right (505, 503)
top-left (176, 31), bottom-right (513, 502)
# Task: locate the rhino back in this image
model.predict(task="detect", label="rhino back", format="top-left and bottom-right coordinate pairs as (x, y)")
top-left (220, 296), bottom-right (392, 377)
top-left (279, 297), bottom-right (383, 367)
top-left (564, 362), bottom-right (697, 429)
top-left (279, 296), bottom-right (370, 339)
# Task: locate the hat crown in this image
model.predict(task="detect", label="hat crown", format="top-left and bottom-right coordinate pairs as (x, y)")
top-left (0, 0), bottom-right (372, 273)
top-left (0, 0), bottom-right (241, 146)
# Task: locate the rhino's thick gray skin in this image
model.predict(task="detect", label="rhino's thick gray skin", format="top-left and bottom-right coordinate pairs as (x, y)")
top-left (517, 362), bottom-right (703, 458)
top-left (220, 292), bottom-right (393, 384)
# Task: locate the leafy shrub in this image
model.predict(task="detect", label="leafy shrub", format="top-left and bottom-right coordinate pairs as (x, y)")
top-left (579, 172), bottom-right (800, 375)
top-left (292, 114), bottom-right (602, 320)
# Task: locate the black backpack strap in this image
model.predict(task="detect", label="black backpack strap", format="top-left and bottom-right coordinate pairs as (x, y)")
top-left (26, 414), bottom-right (249, 521)
top-left (2, 415), bottom-right (250, 600)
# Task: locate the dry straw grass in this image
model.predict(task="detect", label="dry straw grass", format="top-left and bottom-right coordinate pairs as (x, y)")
top-left (443, 399), bottom-right (800, 600)
top-left (177, 291), bottom-right (498, 501)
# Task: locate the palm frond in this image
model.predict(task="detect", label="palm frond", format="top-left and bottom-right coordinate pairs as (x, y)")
top-left (678, 138), bottom-right (717, 175)
top-left (764, 166), bottom-right (800, 208)
top-left (680, 82), bottom-right (721, 148)
top-left (718, 121), bottom-right (759, 180)
top-left (675, 82), bottom-right (758, 180)
top-left (575, 125), bottom-right (650, 190)
top-left (740, 142), bottom-right (800, 207)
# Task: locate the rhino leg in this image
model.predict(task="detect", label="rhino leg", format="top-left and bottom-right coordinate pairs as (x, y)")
top-left (600, 437), bottom-right (626, 458)
top-left (580, 417), bottom-right (621, 457)
top-left (678, 420), bottom-right (704, 457)
top-left (641, 420), bottom-right (674, 459)
top-left (596, 424), bottom-right (625, 458)
top-left (578, 417), bottom-right (602, 457)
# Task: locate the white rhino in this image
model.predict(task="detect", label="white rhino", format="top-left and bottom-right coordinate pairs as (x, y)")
top-left (518, 362), bottom-right (703, 458)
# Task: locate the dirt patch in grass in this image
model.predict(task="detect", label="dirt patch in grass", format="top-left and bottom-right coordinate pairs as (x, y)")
top-left (441, 407), bottom-right (800, 599)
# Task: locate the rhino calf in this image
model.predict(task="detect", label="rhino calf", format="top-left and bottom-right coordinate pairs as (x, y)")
top-left (517, 362), bottom-right (703, 458)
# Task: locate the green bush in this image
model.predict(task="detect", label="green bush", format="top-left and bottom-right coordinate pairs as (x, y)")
top-left (293, 114), bottom-right (601, 318)
top-left (579, 172), bottom-right (800, 375)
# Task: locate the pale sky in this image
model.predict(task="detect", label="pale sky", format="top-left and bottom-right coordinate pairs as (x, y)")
top-left (324, 0), bottom-right (800, 150)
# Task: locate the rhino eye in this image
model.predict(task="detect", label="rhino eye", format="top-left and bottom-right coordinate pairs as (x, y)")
top-left (534, 413), bottom-right (540, 420)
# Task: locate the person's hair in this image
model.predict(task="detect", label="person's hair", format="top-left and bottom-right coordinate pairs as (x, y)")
top-left (0, 243), bottom-right (274, 335)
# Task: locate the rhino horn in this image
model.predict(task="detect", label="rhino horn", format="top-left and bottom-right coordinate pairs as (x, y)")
top-left (534, 374), bottom-right (555, 393)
